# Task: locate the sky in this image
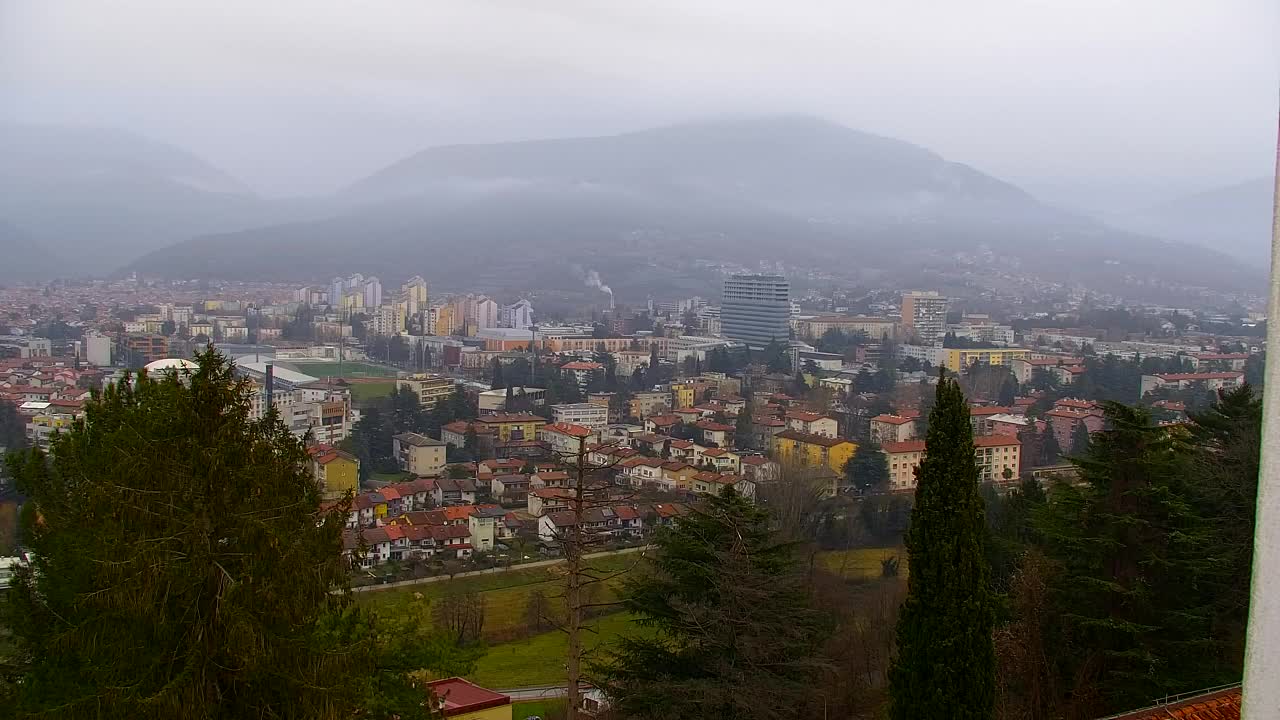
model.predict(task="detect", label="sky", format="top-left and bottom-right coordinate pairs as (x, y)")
top-left (2, 0), bottom-right (1278, 209)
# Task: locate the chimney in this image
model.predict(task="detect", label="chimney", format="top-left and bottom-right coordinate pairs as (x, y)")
top-left (265, 363), bottom-right (274, 411)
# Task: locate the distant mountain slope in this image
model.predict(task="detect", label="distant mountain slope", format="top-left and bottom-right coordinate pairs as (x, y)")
top-left (130, 116), bottom-right (1263, 294)
top-left (0, 220), bottom-right (61, 283)
top-left (0, 124), bottom-right (312, 275)
top-left (1110, 178), bottom-right (1274, 262)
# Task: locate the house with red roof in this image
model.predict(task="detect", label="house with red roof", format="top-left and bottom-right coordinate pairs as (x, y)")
top-left (870, 414), bottom-right (918, 445)
top-left (785, 410), bottom-right (838, 438)
top-left (427, 678), bottom-right (511, 718)
top-left (1141, 372), bottom-right (1244, 397)
top-left (538, 421), bottom-right (598, 454)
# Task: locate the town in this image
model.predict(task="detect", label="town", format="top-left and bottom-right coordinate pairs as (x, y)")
top-left (0, 269), bottom-right (1266, 719)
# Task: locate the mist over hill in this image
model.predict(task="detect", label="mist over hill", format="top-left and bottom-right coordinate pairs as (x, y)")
top-left (0, 123), bottom-right (321, 277)
top-left (1107, 177), bottom-right (1274, 263)
top-left (10, 116), bottom-right (1262, 296)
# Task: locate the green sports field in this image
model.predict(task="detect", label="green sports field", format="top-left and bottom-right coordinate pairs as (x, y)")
top-left (280, 360), bottom-right (401, 379)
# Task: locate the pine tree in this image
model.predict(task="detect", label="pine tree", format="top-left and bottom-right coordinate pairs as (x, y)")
top-left (597, 488), bottom-right (829, 719)
top-left (0, 348), bottom-right (424, 719)
top-left (1034, 402), bottom-right (1213, 715)
top-left (734, 401), bottom-right (754, 450)
top-left (1039, 424), bottom-right (1062, 466)
top-left (490, 358), bottom-right (506, 390)
top-left (843, 442), bottom-right (889, 495)
top-left (1069, 420), bottom-right (1092, 457)
top-left (889, 375), bottom-right (995, 720)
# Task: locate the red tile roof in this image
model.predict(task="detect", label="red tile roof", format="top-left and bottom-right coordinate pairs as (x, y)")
top-left (871, 414), bottom-right (915, 425)
top-left (695, 420), bottom-right (734, 432)
top-left (541, 422), bottom-right (593, 437)
top-left (975, 434), bottom-right (1020, 448)
top-left (883, 440), bottom-right (927, 454)
top-left (786, 410), bottom-right (830, 423)
top-left (775, 429), bottom-right (853, 447)
top-left (1105, 686), bottom-right (1240, 720)
top-left (969, 405), bottom-right (1011, 416)
top-left (560, 361), bottom-right (604, 371)
top-left (1151, 372), bottom-right (1244, 381)
top-left (476, 413), bottom-right (545, 424)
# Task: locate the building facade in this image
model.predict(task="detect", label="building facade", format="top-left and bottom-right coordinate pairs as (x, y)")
top-left (901, 291), bottom-right (949, 346)
top-left (721, 274), bottom-right (791, 350)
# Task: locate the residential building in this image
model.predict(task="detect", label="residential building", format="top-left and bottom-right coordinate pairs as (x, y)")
top-left (629, 390), bottom-right (672, 420)
top-left (970, 405), bottom-right (1012, 435)
top-left (694, 419), bottom-right (735, 448)
top-left (1188, 352), bottom-right (1250, 371)
top-left (770, 430), bottom-right (857, 474)
top-left (785, 410), bottom-right (837, 438)
top-left (794, 315), bottom-right (896, 341)
top-left (426, 678), bottom-right (511, 720)
top-left (1140, 372), bottom-right (1245, 397)
top-left (84, 332), bottom-right (112, 367)
top-left (308, 446), bottom-right (359, 500)
top-left (900, 291), bottom-right (949, 346)
top-left (1044, 398), bottom-right (1106, 450)
top-left (538, 422), bottom-right (596, 455)
top-left (884, 435), bottom-right (1021, 492)
top-left (938, 347), bottom-right (1031, 372)
top-left (869, 414), bottom-right (918, 444)
top-left (477, 386), bottom-right (546, 412)
top-left (397, 373), bottom-right (456, 410)
top-left (499, 299), bottom-right (534, 329)
top-left (392, 432), bottom-right (447, 476)
top-left (1010, 356), bottom-right (1084, 385)
top-left (125, 334), bottom-right (170, 364)
top-left (560, 361), bottom-right (604, 389)
top-left (550, 402), bottom-right (609, 431)
top-left (474, 413), bottom-right (545, 442)
top-left (721, 274), bottom-right (791, 350)
top-left (669, 381), bottom-right (697, 409)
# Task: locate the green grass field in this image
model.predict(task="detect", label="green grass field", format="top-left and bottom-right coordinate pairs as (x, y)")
top-left (283, 360), bottom-right (401, 379)
top-left (358, 552), bottom-right (641, 639)
top-left (511, 699), bottom-right (566, 720)
top-left (816, 546), bottom-right (907, 580)
top-left (468, 612), bottom-right (645, 688)
top-left (350, 381), bottom-right (396, 405)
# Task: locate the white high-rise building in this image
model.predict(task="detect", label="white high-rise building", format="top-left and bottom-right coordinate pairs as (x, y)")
top-left (362, 277), bottom-right (383, 309)
top-left (500, 299), bottom-right (534, 329)
top-left (901, 291), bottom-right (950, 346)
top-left (85, 332), bottom-right (112, 367)
top-left (472, 295), bottom-right (499, 331)
top-left (721, 274), bottom-right (790, 350)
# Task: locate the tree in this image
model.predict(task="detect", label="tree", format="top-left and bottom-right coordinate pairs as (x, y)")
top-left (734, 402), bottom-right (754, 450)
top-left (432, 592), bottom-right (486, 646)
top-left (1039, 424), bottom-right (1062, 466)
top-left (1069, 420), bottom-right (1091, 457)
top-left (597, 488), bottom-right (830, 719)
top-left (490, 358), bottom-right (506, 390)
top-left (763, 339), bottom-right (791, 374)
top-left (997, 376), bottom-right (1017, 407)
top-left (523, 589), bottom-right (554, 633)
top-left (843, 442), bottom-right (889, 495)
top-left (889, 374), bottom-right (995, 720)
top-left (390, 385), bottom-right (426, 433)
top-left (1034, 402), bottom-right (1215, 716)
top-left (0, 399), bottom-right (26, 452)
top-left (0, 348), bottom-right (424, 718)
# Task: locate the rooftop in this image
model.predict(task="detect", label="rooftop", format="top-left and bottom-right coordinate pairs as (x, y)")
top-left (427, 678), bottom-right (511, 716)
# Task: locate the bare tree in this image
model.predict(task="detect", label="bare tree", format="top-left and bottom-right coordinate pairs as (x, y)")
top-left (433, 591), bottom-right (487, 645)
top-left (756, 460), bottom-right (836, 540)
top-left (524, 588), bottom-right (553, 633)
top-left (549, 435), bottom-right (643, 720)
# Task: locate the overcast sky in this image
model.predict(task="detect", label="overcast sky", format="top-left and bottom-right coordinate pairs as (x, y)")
top-left (2, 1), bottom-right (1277, 207)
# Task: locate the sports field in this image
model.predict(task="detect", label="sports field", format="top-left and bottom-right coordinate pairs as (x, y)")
top-left (281, 360), bottom-right (400, 379)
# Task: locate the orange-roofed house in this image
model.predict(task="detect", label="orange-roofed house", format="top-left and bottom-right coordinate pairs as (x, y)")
top-left (1105, 684), bottom-right (1240, 720)
top-left (427, 678), bottom-right (511, 719)
top-left (538, 421), bottom-right (597, 454)
top-left (560, 360), bottom-right (605, 389)
top-left (883, 435), bottom-right (1021, 492)
top-left (307, 446), bottom-right (359, 501)
top-left (969, 405), bottom-right (1011, 435)
top-left (1140, 372), bottom-right (1244, 397)
top-left (785, 410), bottom-right (838, 438)
top-left (870, 414), bottom-right (918, 445)
top-left (770, 430), bottom-right (857, 475)
top-left (473, 413), bottom-right (545, 443)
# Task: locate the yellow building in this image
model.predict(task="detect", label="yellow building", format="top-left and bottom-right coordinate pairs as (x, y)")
top-left (670, 382), bottom-right (696, 409)
top-left (397, 373), bottom-right (456, 410)
top-left (427, 678), bottom-right (511, 720)
top-left (309, 448), bottom-right (359, 500)
top-left (883, 434), bottom-right (1021, 492)
top-left (770, 430), bottom-right (857, 474)
top-left (473, 413), bottom-right (546, 442)
top-left (940, 347), bottom-right (1030, 372)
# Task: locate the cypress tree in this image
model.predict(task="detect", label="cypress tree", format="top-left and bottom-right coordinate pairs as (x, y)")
top-left (0, 348), bottom-right (439, 719)
top-left (889, 374), bottom-right (995, 720)
top-left (1070, 420), bottom-right (1092, 457)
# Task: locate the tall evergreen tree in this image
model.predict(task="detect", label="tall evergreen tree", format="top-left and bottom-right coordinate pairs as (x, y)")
top-left (1039, 424), bottom-right (1062, 466)
top-left (597, 489), bottom-right (829, 719)
top-left (490, 358), bottom-right (506, 390)
top-left (890, 375), bottom-right (995, 720)
top-left (0, 348), bottom-right (430, 718)
top-left (1069, 420), bottom-right (1092, 457)
top-left (843, 442), bottom-right (890, 495)
top-left (1034, 402), bottom-right (1213, 715)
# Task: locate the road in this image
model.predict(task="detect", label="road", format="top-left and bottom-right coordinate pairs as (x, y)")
top-left (350, 544), bottom-right (650, 594)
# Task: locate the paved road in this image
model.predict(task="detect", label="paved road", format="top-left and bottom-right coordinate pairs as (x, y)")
top-left (350, 544), bottom-right (650, 594)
